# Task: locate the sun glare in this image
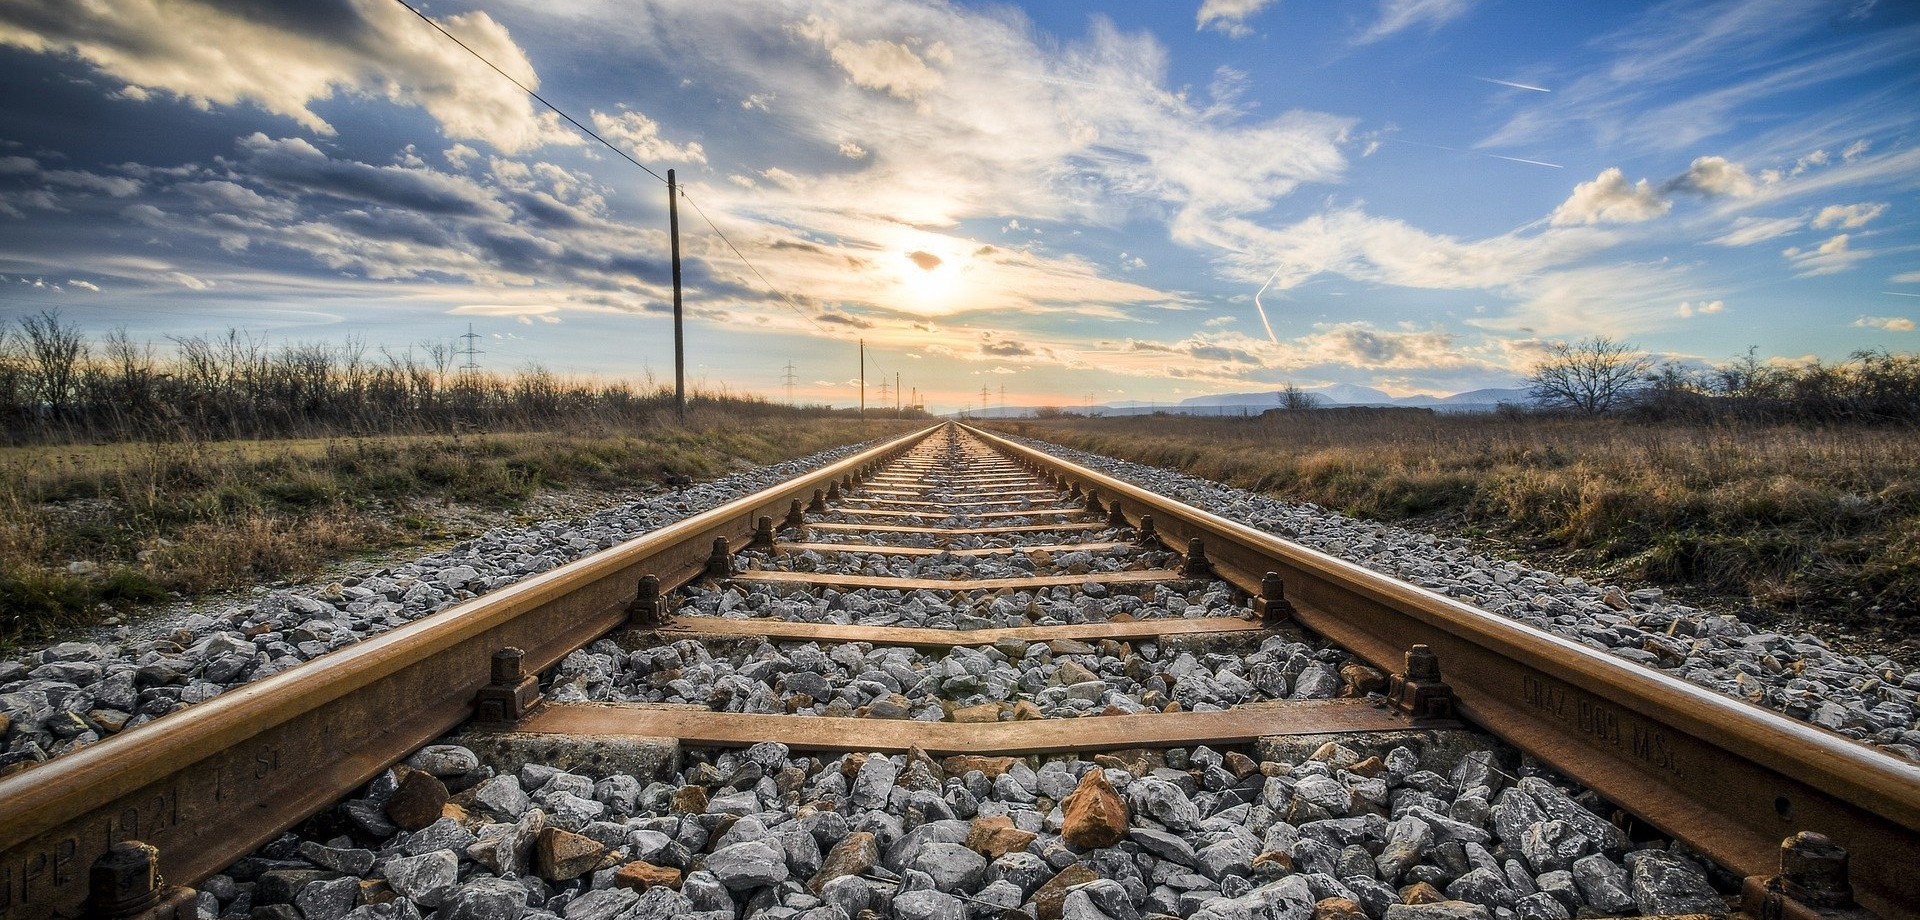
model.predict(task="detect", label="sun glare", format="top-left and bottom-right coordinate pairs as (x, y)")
top-left (897, 249), bottom-right (964, 311)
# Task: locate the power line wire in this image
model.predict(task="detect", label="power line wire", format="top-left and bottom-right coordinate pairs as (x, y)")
top-left (389, 0), bottom-right (827, 334)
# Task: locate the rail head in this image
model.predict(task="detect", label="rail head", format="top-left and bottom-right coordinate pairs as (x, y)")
top-left (965, 423), bottom-right (1920, 918)
top-left (0, 423), bottom-right (940, 919)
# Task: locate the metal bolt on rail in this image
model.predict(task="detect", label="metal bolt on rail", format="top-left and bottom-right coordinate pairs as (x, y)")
top-left (705, 537), bottom-right (734, 580)
top-left (1386, 644), bottom-right (1456, 721)
top-left (1136, 514), bottom-right (1158, 547)
top-left (808, 488), bottom-right (828, 513)
top-left (782, 499), bottom-right (806, 532)
top-left (1255, 572), bottom-right (1296, 625)
top-left (750, 515), bottom-right (777, 550)
top-left (474, 647), bottom-right (541, 725)
top-left (1086, 489), bottom-right (1105, 514)
top-left (826, 481), bottom-right (843, 503)
top-left (84, 841), bottom-right (195, 920)
top-left (1106, 500), bottom-right (1127, 530)
top-left (1181, 537), bottom-right (1213, 580)
top-left (1741, 831), bottom-right (1873, 920)
top-left (626, 574), bottom-right (667, 628)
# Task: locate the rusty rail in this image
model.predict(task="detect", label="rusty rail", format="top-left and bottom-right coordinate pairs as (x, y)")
top-left (965, 424), bottom-right (1920, 919)
top-left (0, 424), bottom-right (937, 919)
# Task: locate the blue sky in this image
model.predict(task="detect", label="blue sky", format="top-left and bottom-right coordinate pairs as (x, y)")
top-left (1, 0), bottom-right (1916, 411)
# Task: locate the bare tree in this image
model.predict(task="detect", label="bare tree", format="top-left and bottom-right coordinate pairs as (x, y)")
top-left (18, 309), bottom-right (88, 419)
top-left (1275, 384), bottom-right (1316, 411)
top-left (1527, 336), bottom-right (1654, 415)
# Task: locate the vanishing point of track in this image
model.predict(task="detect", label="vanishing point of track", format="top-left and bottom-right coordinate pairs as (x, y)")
top-left (1, 422), bottom-right (1915, 919)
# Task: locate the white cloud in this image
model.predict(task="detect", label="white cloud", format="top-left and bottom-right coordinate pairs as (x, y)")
top-left (1196, 0), bottom-right (1280, 37)
top-left (741, 93), bottom-right (774, 112)
top-left (1812, 202), bottom-right (1886, 229)
top-left (1356, 0), bottom-right (1476, 44)
top-left (1710, 215), bottom-right (1801, 246)
top-left (792, 16), bottom-right (947, 101)
top-left (1677, 299), bottom-right (1724, 317)
top-left (163, 271), bottom-right (211, 290)
top-left (837, 141), bottom-right (868, 159)
top-left (1551, 168), bottom-right (1670, 226)
top-left (1854, 315), bottom-right (1915, 332)
top-left (1783, 233), bottom-right (1867, 276)
top-left (589, 110), bottom-right (706, 165)
top-left (0, 0), bottom-right (574, 152)
top-left (67, 279), bottom-right (100, 292)
top-left (1664, 155), bottom-right (1758, 198)
top-left (1891, 271), bottom-right (1920, 284)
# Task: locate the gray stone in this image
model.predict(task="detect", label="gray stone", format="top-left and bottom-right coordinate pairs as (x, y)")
top-left (1376, 815), bottom-right (1433, 883)
top-left (1570, 853), bottom-right (1633, 913)
top-left (299, 841), bottom-right (375, 875)
top-left (1383, 902), bottom-right (1493, 920)
top-left (1127, 777), bottom-right (1199, 831)
top-left (1520, 821), bottom-right (1589, 875)
top-left (707, 840), bottom-right (790, 891)
top-left (1512, 891), bottom-right (1570, 920)
top-left (911, 842), bottom-right (986, 893)
top-left (562, 888), bottom-right (637, 920)
top-left (294, 876), bottom-right (360, 920)
top-left (1628, 850), bottom-right (1727, 914)
top-left (473, 774), bottom-right (531, 818)
top-left (1128, 827), bottom-right (1197, 866)
top-left (382, 849), bottom-right (458, 908)
top-left (408, 744), bottom-right (480, 777)
top-left (438, 877), bottom-right (528, 920)
top-left (891, 889), bottom-right (966, 920)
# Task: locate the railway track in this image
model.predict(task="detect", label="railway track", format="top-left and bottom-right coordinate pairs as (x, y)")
top-left (1, 422), bottom-right (1915, 920)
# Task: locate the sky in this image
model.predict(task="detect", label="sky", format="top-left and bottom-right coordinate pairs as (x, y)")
top-left (0, 0), bottom-right (1916, 412)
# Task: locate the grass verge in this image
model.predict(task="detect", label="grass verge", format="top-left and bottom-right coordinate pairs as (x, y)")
top-left (989, 413), bottom-right (1920, 658)
top-left (2, 411), bottom-right (917, 650)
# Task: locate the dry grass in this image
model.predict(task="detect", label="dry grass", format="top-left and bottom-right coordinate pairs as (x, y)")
top-left (1, 410), bottom-right (915, 649)
top-left (992, 413), bottom-right (1920, 653)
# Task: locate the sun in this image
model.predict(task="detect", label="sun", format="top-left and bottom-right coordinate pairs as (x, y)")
top-left (897, 248), bottom-right (963, 311)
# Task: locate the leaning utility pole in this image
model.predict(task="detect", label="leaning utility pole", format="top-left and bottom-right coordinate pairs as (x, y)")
top-left (668, 169), bottom-right (685, 420)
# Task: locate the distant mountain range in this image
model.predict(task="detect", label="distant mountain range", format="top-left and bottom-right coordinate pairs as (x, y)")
top-left (956, 384), bottom-right (1532, 419)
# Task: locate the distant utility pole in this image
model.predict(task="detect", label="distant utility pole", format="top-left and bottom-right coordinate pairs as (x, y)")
top-left (980, 386), bottom-right (990, 418)
top-left (859, 338), bottom-right (866, 418)
top-left (782, 360), bottom-right (797, 404)
top-left (999, 384), bottom-right (1006, 415)
top-left (1087, 392), bottom-right (1095, 415)
top-left (457, 323), bottom-right (483, 375)
top-left (878, 376), bottom-right (891, 406)
top-left (668, 169), bottom-right (686, 420)
top-left (896, 372), bottom-right (902, 413)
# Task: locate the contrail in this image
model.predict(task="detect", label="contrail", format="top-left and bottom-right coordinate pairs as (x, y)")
top-left (1252, 269), bottom-right (1281, 343)
top-left (1386, 138), bottom-right (1560, 169)
top-left (1486, 153), bottom-right (1562, 169)
top-left (1474, 76), bottom-right (1551, 93)
top-left (1882, 291), bottom-right (1920, 298)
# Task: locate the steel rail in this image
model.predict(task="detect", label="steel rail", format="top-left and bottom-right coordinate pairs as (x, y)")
top-left (964, 424), bottom-right (1920, 919)
top-left (0, 424), bottom-right (938, 919)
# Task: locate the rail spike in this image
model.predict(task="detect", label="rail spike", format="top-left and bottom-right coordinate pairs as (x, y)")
top-left (1136, 513), bottom-right (1158, 547)
top-left (750, 515), bottom-right (777, 550)
top-left (1386, 644), bottom-right (1455, 720)
top-left (1106, 499), bottom-right (1127, 530)
top-left (474, 646), bottom-right (542, 725)
top-left (808, 488), bottom-right (828, 513)
top-left (1086, 489), bottom-right (1105, 514)
top-left (782, 499), bottom-right (806, 532)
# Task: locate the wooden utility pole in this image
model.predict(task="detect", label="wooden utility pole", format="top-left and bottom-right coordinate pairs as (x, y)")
top-left (668, 169), bottom-right (685, 420)
top-left (859, 338), bottom-right (866, 418)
